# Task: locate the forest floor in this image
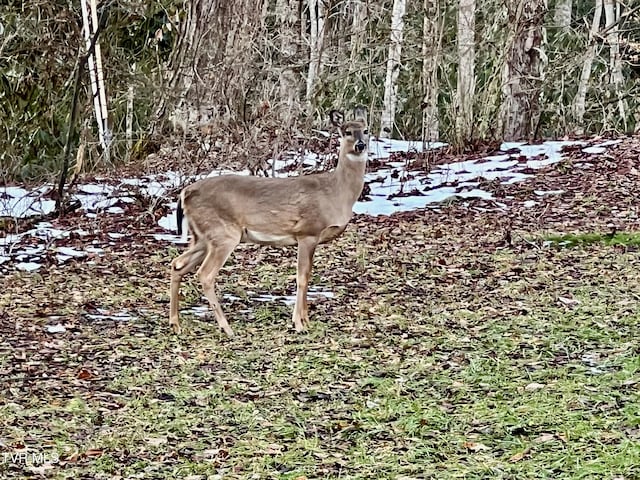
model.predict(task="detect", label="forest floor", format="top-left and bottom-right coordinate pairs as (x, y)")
top-left (1, 137), bottom-right (640, 479)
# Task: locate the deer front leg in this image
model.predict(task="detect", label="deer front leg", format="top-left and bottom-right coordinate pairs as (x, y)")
top-left (170, 244), bottom-right (207, 334)
top-left (293, 237), bottom-right (318, 332)
top-left (197, 237), bottom-right (239, 338)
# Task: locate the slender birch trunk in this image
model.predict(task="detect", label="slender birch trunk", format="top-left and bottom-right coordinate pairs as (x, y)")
top-left (554, 0), bottom-right (572, 30)
top-left (80, 0), bottom-right (109, 156)
top-left (604, 0), bottom-right (626, 127)
top-left (574, 0), bottom-right (603, 132)
top-left (380, 0), bottom-right (406, 138)
top-left (306, 0), bottom-right (326, 100)
top-left (422, 0), bottom-right (441, 143)
top-left (501, 0), bottom-right (547, 141)
top-left (126, 65), bottom-right (135, 153)
top-left (455, 0), bottom-right (475, 144)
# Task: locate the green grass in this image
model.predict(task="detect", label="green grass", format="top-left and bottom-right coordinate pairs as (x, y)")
top-left (1, 218), bottom-right (639, 479)
top-left (543, 231), bottom-right (640, 247)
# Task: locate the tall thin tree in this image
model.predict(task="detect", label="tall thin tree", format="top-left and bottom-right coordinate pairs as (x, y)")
top-left (455, 0), bottom-right (475, 145)
top-left (306, 0), bottom-right (327, 100)
top-left (554, 0), bottom-right (572, 30)
top-left (604, 0), bottom-right (626, 128)
top-left (500, 0), bottom-right (547, 141)
top-left (380, 0), bottom-right (407, 138)
top-left (422, 0), bottom-right (441, 143)
top-left (574, 0), bottom-right (603, 132)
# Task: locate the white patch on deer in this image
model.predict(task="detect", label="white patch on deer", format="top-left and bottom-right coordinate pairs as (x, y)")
top-left (244, 230), bottom-right (297, 246)
top-left (346, 152), bottom-right (367, 162)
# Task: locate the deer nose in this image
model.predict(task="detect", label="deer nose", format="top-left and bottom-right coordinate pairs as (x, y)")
top-left (355, 141), bottom-right (366, 153)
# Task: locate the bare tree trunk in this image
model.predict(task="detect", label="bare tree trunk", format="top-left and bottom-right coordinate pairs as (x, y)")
top-left (501, 0), bottom-right (547, 141)
top-left (350, 0), bottom-right (367, 64)
top-left (422, 0), bottom-right (441, 143)
top-left (554, 0), bottom-right (572, 30)
top-left (455, 0), bottom-right (475, 144)
top-left (604, 0), bottom-right (626, 128)
top-left (574, 0), bottom-right (602, 132)
top-left (380, 0), bottom-right (406, 138)
top-left (276, 0), bottom-right (301, 126)
top-left (306, 0), bottom-right (327, 100)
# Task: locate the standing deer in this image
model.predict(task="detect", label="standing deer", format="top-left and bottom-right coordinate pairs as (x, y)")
top-left (169, 108), bottom-right (369, 336)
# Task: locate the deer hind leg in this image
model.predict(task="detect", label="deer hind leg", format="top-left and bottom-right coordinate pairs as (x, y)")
top-left (293, 237), bottom-right (318, 332)
top-left (197, 235), bottom-right (240, 338)
top-left (170, 240), bottom-right (207, 334)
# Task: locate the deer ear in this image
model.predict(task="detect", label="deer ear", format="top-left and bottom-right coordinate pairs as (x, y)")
top-left (353, 106), bottom-right (367, 124)
top-left (329, 110), bottom-right (344, 128)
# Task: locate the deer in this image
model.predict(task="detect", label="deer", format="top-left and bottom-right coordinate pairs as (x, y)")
top-left (169, 108), bottom-right (369, 337)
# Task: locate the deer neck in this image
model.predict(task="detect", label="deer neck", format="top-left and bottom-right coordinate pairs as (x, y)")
top-left (333, 152), bottom-right (367, 206)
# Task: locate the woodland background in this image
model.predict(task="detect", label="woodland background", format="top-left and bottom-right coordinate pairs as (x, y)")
top-left (1, 0), bottom-right (639, 182)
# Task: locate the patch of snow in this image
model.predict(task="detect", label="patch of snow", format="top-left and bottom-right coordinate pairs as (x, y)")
top-left (57, 246), bottom-right (87, 257)
top-left (582, 146), bottom-right (606, 154)
top-left (0, 192), bottom-right (56, 218)
top-left (0, 233), bottom-right (24, 248)
top-left (354, 140), bottom-right (580, 216)
top-left (15, 262), bottom-right (41, 272)
top-left (145, 181), bottom-right (167, 197)
top-left (534, 190), bottom-right (565, 196)
top-left (188, 306), bottom-right (209, 317)
top-left (157, 212), bottom-right (176, 231)
top-left (46, 324), bottom-right (66, 334)
top-left (78, 184), bottom-right (112, 194)
top-left (369, 138), bottom-right (447, 160)
top-left (17, 246), bottom-right (45, 256)
top-left (152, 233), bottom-right (187, 244)
top-left (85, 308), bottom-right (135, 321)
top-left (254, 289), bottom-right (334, 307)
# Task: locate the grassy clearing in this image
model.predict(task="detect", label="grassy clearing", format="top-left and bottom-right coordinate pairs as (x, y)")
top-left (1, 214), bottom-right (639, 479)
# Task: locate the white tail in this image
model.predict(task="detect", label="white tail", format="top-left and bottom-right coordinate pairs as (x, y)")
top-left (169, 108), bottom-right (369, 336)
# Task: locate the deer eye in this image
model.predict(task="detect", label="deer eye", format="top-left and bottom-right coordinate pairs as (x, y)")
top-left (344, 130), bottom-right (352, 136)
top-left (363, 129), bottom-right (369, 135)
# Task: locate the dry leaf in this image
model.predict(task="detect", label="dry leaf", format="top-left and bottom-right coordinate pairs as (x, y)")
top-left (84, 449), bottom-right (104, 457)
top-left (525, 382), bottom-right (545, 392)
top-left (558, 296), bottom-right (580, 307)
top-left (463, 441), bottom-right (490, 452)
top-left (509, 448), bottom-right (529, 462)
top-left (146, 437), bottom-right (167, 447)
top-left (534, 433), bottom-right (556, 443)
